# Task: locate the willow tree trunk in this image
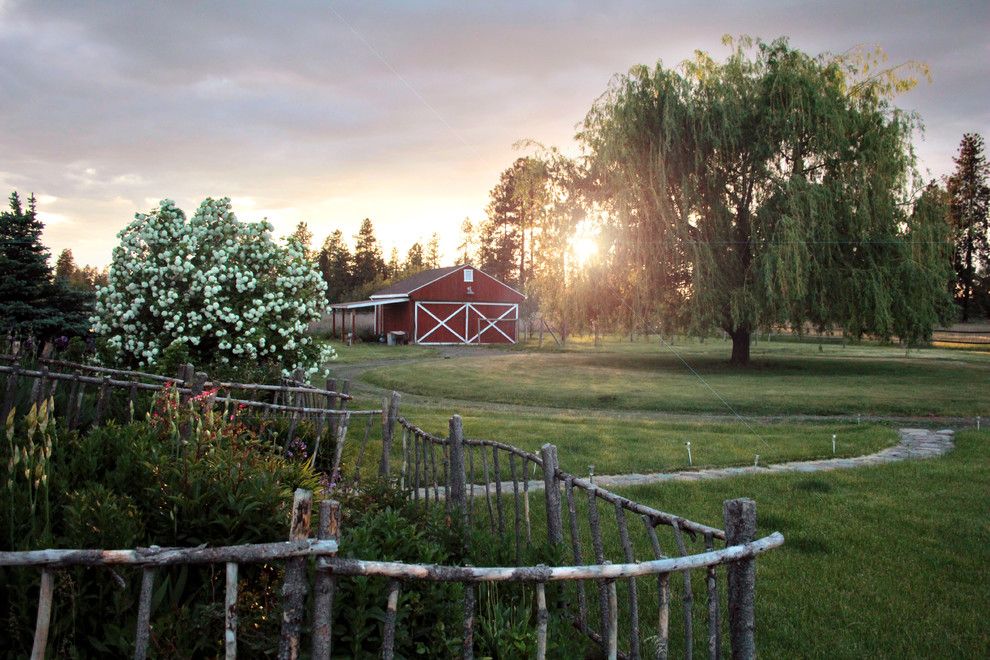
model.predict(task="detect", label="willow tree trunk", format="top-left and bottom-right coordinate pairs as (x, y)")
top-left (729, 328), bottom-right (751, 365)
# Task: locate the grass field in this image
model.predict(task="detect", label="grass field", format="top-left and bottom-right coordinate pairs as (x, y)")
top-left (389, 406), bottom-right (897, 476)
top-left (362, 336), bottom-right (990, 417)
top-left (323, 340), bottom-right (438, 364)
top-left (326, 335), bottom-right (987, 656)
top-left (612, 429), bottom-right (990, 658)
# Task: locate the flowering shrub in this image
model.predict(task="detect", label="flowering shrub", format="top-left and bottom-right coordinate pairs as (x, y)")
top-left (92, 197), bottom-right (334, 376)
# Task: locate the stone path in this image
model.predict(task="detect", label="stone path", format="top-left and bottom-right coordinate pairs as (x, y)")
top-left (451, 428), bottom-right (955, 498)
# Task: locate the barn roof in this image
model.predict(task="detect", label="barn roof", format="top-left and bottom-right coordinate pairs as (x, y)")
top-left (370, 265), bottom-right (464, 298)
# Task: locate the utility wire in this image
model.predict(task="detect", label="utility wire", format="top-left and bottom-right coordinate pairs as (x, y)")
top-left (326, 3), bottom-right (480, 159)
top-left (658, 337), bottom-right (772, 450)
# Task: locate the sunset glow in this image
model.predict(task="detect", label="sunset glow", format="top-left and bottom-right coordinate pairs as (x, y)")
top-left (0, 2), bottom-right (984, 268)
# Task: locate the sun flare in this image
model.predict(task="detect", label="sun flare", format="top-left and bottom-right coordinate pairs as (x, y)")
top-left (569, 220), bottom-right (600, 267)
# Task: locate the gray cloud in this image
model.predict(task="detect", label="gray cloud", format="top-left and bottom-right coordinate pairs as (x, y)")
top-left (0, 0), bottom-right (987, 265)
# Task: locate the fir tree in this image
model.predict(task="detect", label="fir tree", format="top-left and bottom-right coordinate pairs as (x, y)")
top-left (317, 229), bottom-right (352, 302)
top-left (425, 233), bottom-right (441, 269)
top-left (0, 192), bottom-right (90, 338)
top-left (946, 133), bottom-right (990, 320)
top-left (351, 218), bottom-right (386, 290)
top-left (404, 242), bottom-right (425, 273)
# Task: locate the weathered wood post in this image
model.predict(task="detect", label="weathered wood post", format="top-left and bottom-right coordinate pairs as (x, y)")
top-left (30, 568), bottom-right (54, 660)
top-left (192, 371), bottom-right (208, 397)
top-left (724, 498), bottom-right (757, 660)
top-left (312, 499), bottom-right (341, 660)
top-left (539, 443), bottom-right (563, 547)
top-left (379, 391), bottom-right (400, 477)
top-left (225, 562), bottom-right (238, 660)
top-left (279, 489), bottom-right (313, 660)
top-left (448, 415), bottom-right (467, 527)
top-left (178, 363), bottom-right (194, 403)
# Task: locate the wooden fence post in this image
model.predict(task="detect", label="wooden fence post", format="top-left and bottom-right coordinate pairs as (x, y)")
top-left (192, 371), bottom-right (208, 397)
top-left (724, 498), bottom-right (757, 660)
top-left (379, 391), bottom-right (400, 477)
top-left (312, 499), bottom-right (341, 660)
top-left (279, 489), bottom-right (313, 660)
top-left (30, 568), bottom-right (54, 660)
top-left (540, 443), bottom-right (563, 547)
top-left (178, 363), bottom-right (194, 403)
top-left (448, 415), bottom-right (467, 525)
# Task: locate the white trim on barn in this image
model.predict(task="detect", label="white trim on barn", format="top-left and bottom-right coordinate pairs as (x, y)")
top-left (414, 301), bottom-right (519, 345)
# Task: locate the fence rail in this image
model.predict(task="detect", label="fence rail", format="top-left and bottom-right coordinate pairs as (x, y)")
top-left (1, 356), bottom-right (783, 659)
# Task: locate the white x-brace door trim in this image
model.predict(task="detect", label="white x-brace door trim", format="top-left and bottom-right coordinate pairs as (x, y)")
top-left (416, 302), bottom-right (468, 343)
top-left (415, 301), bottom-right (518, 344)
top-left (467, 304), bottom-right (517, 344)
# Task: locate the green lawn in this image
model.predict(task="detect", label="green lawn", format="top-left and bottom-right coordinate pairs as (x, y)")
top-left (324, 336), bottom-right (988, 656)
top-left (362, 336), bottom-right (990, 417)
top-left (444, 430), bottom-right (987, 658)
top-left (388, 405), bottom-right (896, 477)
top-left (605, 429), bottom-right (990, 658)
top-left (323, 340), bottom-right (438, 364)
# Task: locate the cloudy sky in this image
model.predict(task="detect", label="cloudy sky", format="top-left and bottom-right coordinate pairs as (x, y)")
top-left (2, 0), bottom-right (988, 267)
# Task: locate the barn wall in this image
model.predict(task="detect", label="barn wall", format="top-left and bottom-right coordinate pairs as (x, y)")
top-left (382, 302), bottom-right (413, 339)
top-left (412, 267), bottom-right (525, 303)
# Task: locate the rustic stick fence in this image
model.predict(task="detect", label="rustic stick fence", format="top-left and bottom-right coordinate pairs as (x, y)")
top-left (2, 484), bottom-right (780, 660)
top-left (0, 355), bottom-right (394, 483)
top-left (1, 350), bottom-right (783, 658)
top-left (384, 409), bottom-right (782, 659)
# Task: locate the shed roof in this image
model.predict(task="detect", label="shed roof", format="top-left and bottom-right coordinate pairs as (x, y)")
top-left (330, 298), bottom-right (406, 310)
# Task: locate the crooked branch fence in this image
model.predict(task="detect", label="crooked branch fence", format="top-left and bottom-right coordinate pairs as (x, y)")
top-left (390, 411), bottom-right (782, 660)
top-left (1, 358), bottom-right (783, 659)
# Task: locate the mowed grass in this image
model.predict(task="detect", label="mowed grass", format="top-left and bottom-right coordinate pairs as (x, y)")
top-left (606, 429), bottom-right (990, 658)
top-left (389, 405), bottom-right (896, 476)
top-left (450, 431), bottom-right (988, 658)
top-left (363, 336), bottom-right (990, 417)
top-left (322, 340), bottom-right (438, 364)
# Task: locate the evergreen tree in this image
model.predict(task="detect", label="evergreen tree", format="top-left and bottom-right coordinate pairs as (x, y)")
top-left (351, 218), bottom-right (386, 290)
top-left (386, 247), bottom-right (401, 279)
top-left (478, 157), bottom-right (549, 287)
top-left (54, 248), bottom-right (76, 283)
top-left (425, 233), bottom-right (442, 269)
top-left (946, 132), bottom-right (990, 320)
top-left (479, 161), bottom-right (524, 283)
top-left (317, 229), bottom-right (352, 302)
top-left (457, 218), bottom-right (475, 264)
top-left (0, 192), bottom-right (90, 338)
top-left (404, 242), bottom-right (425, 273)
top-left (290, 221), bottom-right (315, 261)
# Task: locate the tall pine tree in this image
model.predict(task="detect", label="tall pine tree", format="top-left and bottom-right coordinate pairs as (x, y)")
top-left (946, 133), bottom-right (990, 320)
top-left (351, 218), bottom-right (386, 291)
top-left (317, 229), bottom-right (353, 302)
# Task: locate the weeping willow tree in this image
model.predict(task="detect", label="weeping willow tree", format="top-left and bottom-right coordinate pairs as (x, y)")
top-left (581, 36), bottom-right (953, 364)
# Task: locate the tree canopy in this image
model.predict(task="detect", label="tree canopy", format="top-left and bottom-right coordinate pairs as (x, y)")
top-left (580, 36), bottom-right (952, 363)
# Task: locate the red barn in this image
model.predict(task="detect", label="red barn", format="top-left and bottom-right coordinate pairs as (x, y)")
top-left (329, 265), bottom-right (526, 344)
